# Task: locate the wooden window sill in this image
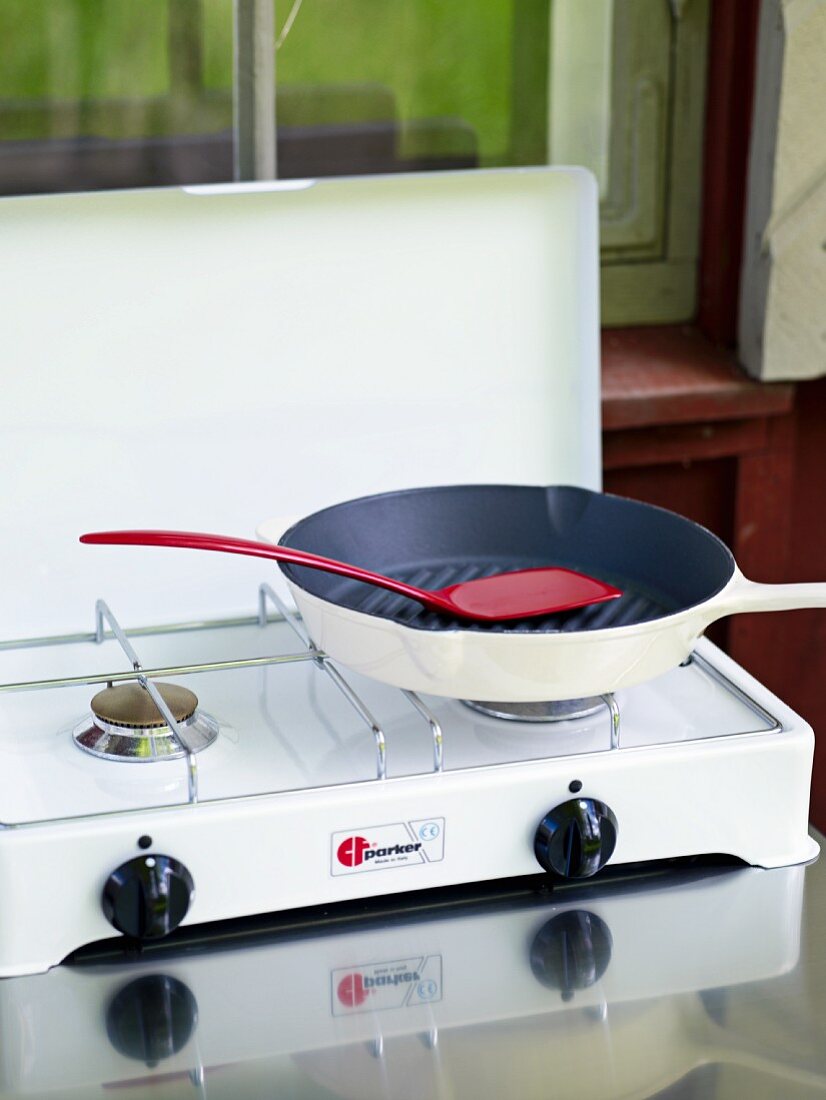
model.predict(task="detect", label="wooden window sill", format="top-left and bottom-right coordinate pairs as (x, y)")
top-left (601, 324), bottom-right (794, 431)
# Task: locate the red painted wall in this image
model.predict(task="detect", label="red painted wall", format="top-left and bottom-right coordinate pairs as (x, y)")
top-left (605, 379), bottom-right (826, 829)
top-left (759, 380), bottom-right (826, 827)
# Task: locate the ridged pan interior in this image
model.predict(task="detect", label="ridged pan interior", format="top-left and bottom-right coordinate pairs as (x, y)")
top-left (332, 560), bottom-right (669, 632)
top-left (278, 485), bottom-right (735, 634)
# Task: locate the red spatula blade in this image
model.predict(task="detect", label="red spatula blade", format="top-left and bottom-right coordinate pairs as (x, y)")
top-left (438, 567), bottom-right (622, 622)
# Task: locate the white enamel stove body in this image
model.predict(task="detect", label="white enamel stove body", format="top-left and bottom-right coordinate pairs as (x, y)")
top-left (0, 623), bottom-right (816, 979)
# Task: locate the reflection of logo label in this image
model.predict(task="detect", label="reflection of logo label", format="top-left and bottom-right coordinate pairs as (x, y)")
top-left (336, 836), bottom-right (371, 867)
top-left (332, 955), bottom-right (443, 1016)
top-left (337, 972), bottom-right (370, 1007)
top-left (337, 970), bottom-right (420, 1005)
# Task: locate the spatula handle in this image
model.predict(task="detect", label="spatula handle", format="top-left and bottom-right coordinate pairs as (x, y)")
top-left (79, 529), bottom-right (434, 605)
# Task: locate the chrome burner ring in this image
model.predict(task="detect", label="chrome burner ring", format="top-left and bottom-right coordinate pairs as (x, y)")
top-left (72, 710), bottom-right (220, 762)
top-left (461, 697), bottom-right (606, 723)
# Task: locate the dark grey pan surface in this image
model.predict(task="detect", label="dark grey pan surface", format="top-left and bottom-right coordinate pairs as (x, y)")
top-left (278, 486), bottom-right (736, 634)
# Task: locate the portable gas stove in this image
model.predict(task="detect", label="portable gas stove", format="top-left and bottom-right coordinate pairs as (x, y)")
top-left (0, 582), bottom-right (815, 977)
top-left (0, 168), bottom-right (817, 981)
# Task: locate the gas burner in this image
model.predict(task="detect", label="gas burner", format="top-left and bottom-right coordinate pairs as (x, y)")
top-left (461, 697), bottom-right (605, 723)
top-left (73, 682), bottom-right (219, 762)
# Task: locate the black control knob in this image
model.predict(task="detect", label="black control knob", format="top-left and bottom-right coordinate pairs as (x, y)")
top-left (102, 855), bottom-right (194, 940)
top-left (530, 910), bottom-right (612, 998)
top-left (534, 798), bottom-right (618, 878)
top-left (106, 974), bottom-right (198, 1066)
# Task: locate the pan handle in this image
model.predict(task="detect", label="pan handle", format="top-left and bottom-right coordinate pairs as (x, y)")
top-left (703, 573), bottom-right (826, 625)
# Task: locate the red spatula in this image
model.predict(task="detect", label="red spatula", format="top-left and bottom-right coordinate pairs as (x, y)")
top-left (79, 530), bottom-right (622, 623)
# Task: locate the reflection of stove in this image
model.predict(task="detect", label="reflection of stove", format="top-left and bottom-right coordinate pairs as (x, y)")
top-left (0, 861), bottom-right (811, 1095)
top-left (0, 583), bottom-right (817, 978)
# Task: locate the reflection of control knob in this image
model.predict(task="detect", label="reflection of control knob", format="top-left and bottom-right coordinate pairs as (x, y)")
top-left (530, 910), bottom-right (612, 999)
top-left (102, 855), bottom-right (194, 939)
top-left (106, 974), bottom-right (198, 1066)
top-left (534, 798), bottom-right (618, 878)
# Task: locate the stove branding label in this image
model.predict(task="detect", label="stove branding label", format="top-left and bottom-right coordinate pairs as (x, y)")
top-left (331, 818), bottom-right (445, 876)
top-left (332, 954), bottom-right (443, 1015)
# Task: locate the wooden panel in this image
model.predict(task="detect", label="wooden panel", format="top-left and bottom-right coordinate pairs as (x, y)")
top-left (731, 415), bottom-right (795, 581)
top-left (697, 0), bottom-right (760, 344)
top-left (601, 326), bottom-right (794, 429)
top-left (742, 378), bottom-right (826, 830)
top-left (603, 459), bottom-right (736, 544)
top-left (601, 259), bottom-right (697, 327)
top-left (599, 0), bottom-right (670, 259)
top-left (667, 0), bottom-right (711, 260)
top-left (727, 412), bottom-right (796, 685)
top-left (601, 0), bottom-right (710, 325)
top-left (603, 419), bottom-right (766, 470)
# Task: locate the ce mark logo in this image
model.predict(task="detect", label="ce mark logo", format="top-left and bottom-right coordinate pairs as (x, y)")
top-left (418, 821), bottom-right (441, 841)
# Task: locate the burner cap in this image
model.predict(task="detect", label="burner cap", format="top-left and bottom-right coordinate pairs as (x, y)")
top-left (91, 683), bottom-right (198, 729)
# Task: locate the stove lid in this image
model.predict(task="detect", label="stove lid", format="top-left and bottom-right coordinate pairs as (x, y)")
top-left (0, 168), bottom-right (599, 634)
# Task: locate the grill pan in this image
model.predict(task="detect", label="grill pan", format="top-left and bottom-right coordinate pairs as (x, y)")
top-left (268, 485), bottom-right (826, 702)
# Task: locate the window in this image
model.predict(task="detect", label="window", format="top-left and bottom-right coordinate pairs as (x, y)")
top-left (0, 0), bottom-right (709, 323)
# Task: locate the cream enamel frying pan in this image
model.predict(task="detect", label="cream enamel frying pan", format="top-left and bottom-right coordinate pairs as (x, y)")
top-left (83, 485), bottom-right (826, 702)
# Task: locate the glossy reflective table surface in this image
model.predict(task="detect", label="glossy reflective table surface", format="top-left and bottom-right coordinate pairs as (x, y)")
top-left (3, 838), bottom-right (826, 1099)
